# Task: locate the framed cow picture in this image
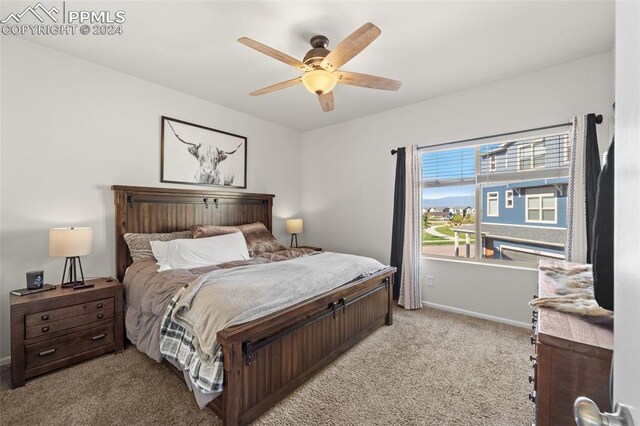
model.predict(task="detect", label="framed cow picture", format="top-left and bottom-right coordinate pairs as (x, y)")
top-left (161, 116), bottom-right (247, 188)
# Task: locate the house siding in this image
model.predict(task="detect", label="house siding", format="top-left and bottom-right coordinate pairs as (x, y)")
top-left (481, 179), bottom-right (567, 228)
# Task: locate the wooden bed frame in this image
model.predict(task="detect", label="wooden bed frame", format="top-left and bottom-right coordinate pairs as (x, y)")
top-left (112, 185), bottom-right (395, 425)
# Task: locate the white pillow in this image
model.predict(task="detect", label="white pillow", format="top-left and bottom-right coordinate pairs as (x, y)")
top-left (152, 231), bottom-right (250, 271)
top-left (150, 239), bottom-right (174, 272)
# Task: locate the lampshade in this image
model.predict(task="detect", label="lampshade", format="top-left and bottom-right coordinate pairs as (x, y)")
top-left (301, 70), bottom-right (337, 95)
top-left (286, 219), bottom-right (304, 234)
top-left (49, 227), bottom-right (93, 257)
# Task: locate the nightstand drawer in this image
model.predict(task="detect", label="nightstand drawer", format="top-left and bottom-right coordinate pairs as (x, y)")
top-left (25, 298), bottom-right (114, 328)
top-left (25, 323), bottom-right (114, 370)
top-left (25, 308), bottom-right (115, 339)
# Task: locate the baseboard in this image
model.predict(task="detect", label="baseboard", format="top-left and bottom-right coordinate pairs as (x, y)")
top-left (0, 356), bottom-right (10, 366)
top-left (422, 301), bottom-right (530, 329)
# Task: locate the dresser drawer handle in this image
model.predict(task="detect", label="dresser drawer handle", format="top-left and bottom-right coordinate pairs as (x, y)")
top-left (41, 314), bottom-right (49, 321)
top-left (528, 375), bottom-right (535, 384)
top-left (91, 334), bottom-right (107, 341)
top-left (530, 336), bottom-right (536, 345)
top-left (41, 326), bottom-right (50, 333)
top-left (97, 314), bottom-right (104, 319)
top-left (97, 303), bottom-right (103, 309)
top-left (39, 348), bottom-right (56, 356)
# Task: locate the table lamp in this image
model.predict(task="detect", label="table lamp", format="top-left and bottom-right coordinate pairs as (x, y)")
top-left (49, 227), bottom-right (93, 288)
top-left (286, 219), bottom-right (303, 248)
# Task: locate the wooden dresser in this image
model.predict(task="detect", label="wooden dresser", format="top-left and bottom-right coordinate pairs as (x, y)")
top-left (530, 260), bottom-right (613, 425)
top-left (10, 278), bottom-right (124, 388)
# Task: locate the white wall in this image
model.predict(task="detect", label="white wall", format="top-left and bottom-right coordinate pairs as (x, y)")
top-left (301, 51), bottom-right (615, 326)
top-left (0, 38), bottom-right (303, 361)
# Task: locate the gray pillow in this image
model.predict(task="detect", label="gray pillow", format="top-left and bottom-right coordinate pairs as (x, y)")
top-left (123, 230), bottom-right (192, 262)
top-left (191, 222), bottom-right (285, 257)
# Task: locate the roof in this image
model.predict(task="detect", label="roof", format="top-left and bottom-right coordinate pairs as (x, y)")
top-left (458, 223), bottom-right (565, 246)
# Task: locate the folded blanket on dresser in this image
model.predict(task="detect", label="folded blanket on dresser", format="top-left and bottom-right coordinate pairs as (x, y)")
top-left (159, 252), bottom-right (385, 399)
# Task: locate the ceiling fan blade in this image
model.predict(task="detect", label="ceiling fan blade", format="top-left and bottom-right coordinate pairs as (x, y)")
top-left (250, 77), bottom-right (301, 96)
top-left (238, 37), bottom-right (312, 71)
top-left (320, 23), bottom-right (381, 72)
top-left (318, 91), bottom-right (334, 112)
top-left (335, 71), bottom-right (402, 91)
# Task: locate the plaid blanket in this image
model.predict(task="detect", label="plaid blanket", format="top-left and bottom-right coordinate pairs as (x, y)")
top-left (159, 287), bottom-right (224, 394)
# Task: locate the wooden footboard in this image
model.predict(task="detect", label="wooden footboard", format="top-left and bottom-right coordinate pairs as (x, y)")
top-left (215, 268), bottom-right (395, 425)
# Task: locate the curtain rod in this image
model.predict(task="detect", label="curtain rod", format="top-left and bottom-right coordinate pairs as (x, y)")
top-left (390, 114), bottom-right (603, 155)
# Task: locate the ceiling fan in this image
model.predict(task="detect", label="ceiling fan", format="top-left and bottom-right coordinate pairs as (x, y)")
top-left (238, 22), bottom-right (402, 112)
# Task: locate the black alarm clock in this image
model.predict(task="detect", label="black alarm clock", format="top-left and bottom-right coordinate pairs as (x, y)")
top-left (26, 270), bottom-right (44, 290)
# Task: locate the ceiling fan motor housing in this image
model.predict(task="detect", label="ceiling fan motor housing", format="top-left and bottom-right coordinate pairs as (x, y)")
top-left (304, 35), bottom-right (330, 67)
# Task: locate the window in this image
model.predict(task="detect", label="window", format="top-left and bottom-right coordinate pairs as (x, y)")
top-left (420, 132), bottom-right (570, 264)
top-left (487, 192), bottom-right (499, 216)
top-left (526, 191), bottom-right (557, 223)
top-left (518, 140), bottom-right (545, 170)
top-left (505, 190), bottom-right (514, 208)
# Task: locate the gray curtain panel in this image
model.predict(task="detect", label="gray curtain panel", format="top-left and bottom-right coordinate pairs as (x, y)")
top-left (397, 145), bottom-right (422, 310)
top-left (566, 114), bottom-right (600, 263)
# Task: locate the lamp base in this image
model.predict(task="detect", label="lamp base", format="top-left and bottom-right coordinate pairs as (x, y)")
top-left (60, 256), bottom-right (86, 288)
top-left (290, 233), bottom-right (299, 248)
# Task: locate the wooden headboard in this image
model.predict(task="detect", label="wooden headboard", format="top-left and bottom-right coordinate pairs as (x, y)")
top-left (112, 185), bottom-right (274, 281)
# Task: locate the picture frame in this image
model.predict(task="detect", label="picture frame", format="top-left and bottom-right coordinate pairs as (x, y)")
top-left (161, 116), bottom-right (247, 188)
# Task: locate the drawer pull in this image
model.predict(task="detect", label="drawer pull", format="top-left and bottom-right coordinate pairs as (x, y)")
top-left (39, 348), bottom-right (56, 356)
top-left (530, 336), bottom-right (536, 345)
top-left (97, 303), bottom-right (103, 309)
top-left (530, 354), bottom-right (537, 362)
top-left (41, 326), bottom-right (50, 333)
top-left (91, 333), bottom-right (107, 341)
top-left (528, 375), bottom-right (535, 384)
top-left (41, 314), bottom-right (49, 321)
top-left (529, 392), bottom-right (536, 403)
top-left (97, 314), bottom-right (104, 319)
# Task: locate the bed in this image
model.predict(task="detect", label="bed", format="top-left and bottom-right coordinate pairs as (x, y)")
top-left (112, 185), bottom-right (395, 425)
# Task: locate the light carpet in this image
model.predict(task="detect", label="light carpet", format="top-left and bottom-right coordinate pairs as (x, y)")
top-left (0, 307), bottom-right (533, 425)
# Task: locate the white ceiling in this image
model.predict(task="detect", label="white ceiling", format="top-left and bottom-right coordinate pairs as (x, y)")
top-left (8, 1), bottom-right (614, 131)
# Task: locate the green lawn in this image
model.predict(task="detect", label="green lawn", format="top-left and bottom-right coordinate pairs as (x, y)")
top-left (435, 226), bottom-right (476, 241)
top-left (422, 231), bottom-right (455, 246)
top-left (423, 232), bottom-right (447, 241)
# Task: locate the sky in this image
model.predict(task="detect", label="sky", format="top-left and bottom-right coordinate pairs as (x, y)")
top-left (423, 185), bottom-right (475, 200)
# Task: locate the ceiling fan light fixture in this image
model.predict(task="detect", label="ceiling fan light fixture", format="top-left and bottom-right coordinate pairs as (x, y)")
top-left (301, 69), bottom-right (338, 95)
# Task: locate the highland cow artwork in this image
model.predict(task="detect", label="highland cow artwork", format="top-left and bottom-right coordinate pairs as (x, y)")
top-left (161, 116), bottom-right (247, 188)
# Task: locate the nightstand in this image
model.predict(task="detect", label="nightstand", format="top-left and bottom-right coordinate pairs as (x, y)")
top-left (10, 277), bottom-right (124, 388)
top-left (299, 245), bottom-right (322, 252)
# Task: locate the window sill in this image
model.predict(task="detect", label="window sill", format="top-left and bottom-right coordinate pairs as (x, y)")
top-left (421, 255), bottom-right (538, 271)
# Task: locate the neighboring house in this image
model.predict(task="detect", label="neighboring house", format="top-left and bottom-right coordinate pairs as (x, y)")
top-left (428, 211), bottom-right (453, 220)
top-left (455, 206), bottom-right (474, 216)
top-left (477, 137), bottom-right (569, 262)
top-left (481, 135), bottom-right (569, 173)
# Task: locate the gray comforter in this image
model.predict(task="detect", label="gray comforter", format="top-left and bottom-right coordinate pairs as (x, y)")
top-left (172, 252), bottom-right (385, 360)
top-left (123, 248), bottom-right (316, 361)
